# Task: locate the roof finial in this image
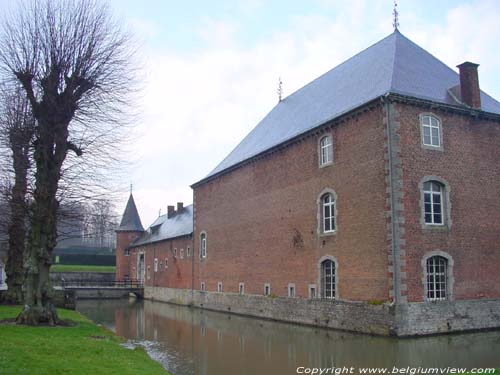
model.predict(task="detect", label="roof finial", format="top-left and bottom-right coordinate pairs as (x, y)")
top-left (130, 183), bottom-right (133, 195)
top-left (392, 0), bottom-right (399, 30)
top-left (277, 76), bottom-right (283, 102)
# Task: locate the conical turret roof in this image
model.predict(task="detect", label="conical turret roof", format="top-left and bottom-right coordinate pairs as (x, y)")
top-left (116, 194), bottom-right (144, 232)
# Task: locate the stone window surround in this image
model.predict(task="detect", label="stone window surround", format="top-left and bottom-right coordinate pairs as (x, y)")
top-left (200, 281), bottom-right (206, 292)
top-left (308, 284), bottom-right (317, 299)
top-left (419, 112), bottom-right (444, 151)
top-left (239, 282), bottom-right (245, 295)
top-left (318, 133), bottom-right (334, 168)
top-left (317, 255), bottom-right (339, 299)
top-left (418, 176), bottom-right (452, 230)
top-left (217, 281), bottom-right (223, 292)
top-left (316, 188), bottom-right (338, 237)
top-left (200, 231), bottom-right (207, 260)
top-left (288, 283), bottom-right (296, 298)
top-left (421, 250), bottom-right (454, 302)
top-left (264, 283), bottom-right (271, 296)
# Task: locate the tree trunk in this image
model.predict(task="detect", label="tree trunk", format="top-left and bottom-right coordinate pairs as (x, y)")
top-left (16, 116), bottom-right (66, 325)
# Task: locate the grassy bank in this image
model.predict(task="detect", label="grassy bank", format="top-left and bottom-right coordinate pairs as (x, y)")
top-left (51, 264), bottom-right (116, 273)
top-left (0, 305), bottom-right (167, 374)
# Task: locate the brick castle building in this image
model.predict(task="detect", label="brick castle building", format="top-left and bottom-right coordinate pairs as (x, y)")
top-left (116, 30), bottom-right (500, 336)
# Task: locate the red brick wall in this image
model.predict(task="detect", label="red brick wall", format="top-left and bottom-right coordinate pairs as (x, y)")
top-left (397, 103), bottom-right (500, 301)
top-left (127, 236), bottom-right (194, 289)
top-left (193, 106), bottom-right (390, 300)
top-left (116, 231), bottom-right (142, 281)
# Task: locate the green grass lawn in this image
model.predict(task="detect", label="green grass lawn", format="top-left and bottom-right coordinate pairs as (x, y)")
top-left (0, 305), bottom-right (167, 375)
top-left (51, 264), bottom-right (116, 273)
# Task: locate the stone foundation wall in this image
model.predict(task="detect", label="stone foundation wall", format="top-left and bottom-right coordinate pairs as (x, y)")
top-left (50, 272), bottom-right (115, 284)
top-left (145, 286), bottom-right (396, 335)
top-left (145, 286), bottom-right (500, 336)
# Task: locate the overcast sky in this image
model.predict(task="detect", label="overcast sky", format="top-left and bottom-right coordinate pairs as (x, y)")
top-left (16, 0), bottom-right (499, 227)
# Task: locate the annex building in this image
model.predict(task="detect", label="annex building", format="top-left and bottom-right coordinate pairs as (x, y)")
top-left (116, 30), bottom-right (500, 336)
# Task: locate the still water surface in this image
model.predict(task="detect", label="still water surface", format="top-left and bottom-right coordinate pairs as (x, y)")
top-left (77, 299), bottom-right (500, 375)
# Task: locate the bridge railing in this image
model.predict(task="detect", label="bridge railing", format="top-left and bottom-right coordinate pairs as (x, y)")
top-left (54, 279), bottom-right (143, 289)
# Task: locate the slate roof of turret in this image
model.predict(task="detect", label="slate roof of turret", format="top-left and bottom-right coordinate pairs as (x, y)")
top-left (116, 194), bottom-right (144, 232)
top-left (194, 30), bottom-right (500, 185)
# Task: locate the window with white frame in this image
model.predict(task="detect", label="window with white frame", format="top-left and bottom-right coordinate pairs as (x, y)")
top-left (321, 260), bottom-right (336, 299)
top-left (423, 181), bottom-right (444, 225)
top-left (217, 282), bottom-right (223, 292)
top-left (426, 256), bottom-right (447, 301)
top-left (165, 258), bottom-right (168, 269)
top-left (124, 248), bottom-right (130, 256)
top-left (288, 283), bottom-right (296, 298)
top-left (200, 281), bottom-right (205, 291)
top-left (322, 193), bottom-right (336, 233)
top-left (200, 232), bottom-right (207, 259)
top-left (154, 258), bottom-right (158, 272)
top-left (421, 115), bottom-right (441, 148)
top-left (147, 266), bottom-right (151, 280)
top-left (309, 285), bottom-right (317, 299)
top-left (319, 135), bottom-right (333, 166)
top-left (264, 283), bottom-right (271, 296)
top-left (239, 282), bottom-right (245, 295)
top-left (180, 248), bottom-right (184, 259)
top-left (187, 246), bottom-right (191, 257)
top-left (173, 248), bottom-right (177, 258)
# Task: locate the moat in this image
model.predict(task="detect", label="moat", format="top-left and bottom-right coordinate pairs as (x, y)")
top-left (77, 299), bottom-right (500, 375)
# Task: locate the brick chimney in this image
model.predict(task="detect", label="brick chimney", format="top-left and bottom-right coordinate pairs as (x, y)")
top-left (177, 202), bottom-right (184, 211)
top-left (167, 205), bottom-right (175, 218)
top-left (457, 62), bottom-right (481, 109)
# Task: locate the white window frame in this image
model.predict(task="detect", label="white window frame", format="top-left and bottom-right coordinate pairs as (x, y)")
top-left (217, 282), bottom-right (223, 292)
top-left (264, 283), bottom-right (271, 296)
top-left (322, 193), bottom-right (336, 233)
top-left (200, 232), bottom-right (207, 259)
top-left (309, 284), bottom-right (317, 299)
top-left (239, 282), bottom-right (245, 295)
top-left (200, 281), bottom-right (205, 291)
top-left (165, 258), bottom-right (168, 269)
top-left (173, 248), bottom-right (177, 258)
top-left (426, 256), bottom-right (447, 301)
top-left (154, 258), bottom-right (158, 272)
top-left (420, 114), bottom-right (443, 149)
top-left (321, 259), bottom-right (336, 299)
top-left (187, 246), bottom-right (191, 257)
top-left (288, 283), bottom-right (296, 298)
top-left (423, 181), bottom-right (444, 226)
top-left (147, 266), bottom-right (151, 280)
top-left (319, 135), bottom-right (333, 166)
top-left (180, 248), bottom-right (184, 259)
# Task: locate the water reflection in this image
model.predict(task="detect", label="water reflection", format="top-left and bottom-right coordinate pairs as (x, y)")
top-left (77, 299), bottom-right (500, 375)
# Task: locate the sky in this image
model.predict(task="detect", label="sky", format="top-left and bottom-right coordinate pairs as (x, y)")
top-left (7, 0), bottom-right (500, 227)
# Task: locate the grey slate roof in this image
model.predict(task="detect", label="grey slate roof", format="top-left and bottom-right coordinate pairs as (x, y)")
top-left (116, 194), bottom-right (144, 232)
top-left (199, 30), bottom-right (500, 183)
top-left (130, 205), bottom-right (193, 247)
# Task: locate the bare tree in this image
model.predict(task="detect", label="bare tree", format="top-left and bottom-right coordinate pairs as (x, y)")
top-left (0, 0), bottom-right (137, 325)
top-left (0, 88), bottom-right (35, 303)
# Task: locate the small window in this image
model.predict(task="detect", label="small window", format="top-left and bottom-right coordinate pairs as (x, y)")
top-left (264, 283), bottom-right (271, 296)
top-left (165, 258), bottom-right (168, 269)
top-left (423, 181), bottom-right (444, 225)
top-left (239, 282), bottom-right (245, 295)
top-left (154, 258), bottom-right (158, 272)
top-left (200, 232), bottom-right (207, 259)
top-left (421, 115), bottom-right (441, 148)
top-left (309, 284), bottom-right (317, 299)
top-left (159, 261), bottom-right (163, 270)
top-left (180, 248), bottom-right (184, 259)
top-left (200, 282), bottom-right (205, 291)
top-left (426, 256), bottom-right (447, 301)
top-left (319, 135), bottom-right (333, 166)
top-left (174, 248), bottom-right (177, 258)
top-left (217, 282), bottom-right (223, 292)
top-left (124, 248), bottom-right (130, 256)
top-left (187, 247), bottom-right (191, 257)
top-left (322, 193), bottom-right (336, 233)
top-left (288, 283), bottom-right (296, 298)
top-left (147, 266), bottom-right (151, 280)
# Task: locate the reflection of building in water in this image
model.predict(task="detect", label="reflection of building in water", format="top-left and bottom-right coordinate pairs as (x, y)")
top-left (116, 30), bottom-right (500, 336)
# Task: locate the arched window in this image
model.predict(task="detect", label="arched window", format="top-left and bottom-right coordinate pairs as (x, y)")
top-left (321, 259), bottom-right (336, 299)
top-left (420, 114), bottom-right (442, 148)
top-left (426, 256), bottom-right (448, 301)
top-left (322, 193), bottom-right (336, 233)
top-left (200, 232), bottom-right (207, 258)
top-left (423, 181), bottom-right (444, 225)
top-left (319, 135), bottom-right (333, 166)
